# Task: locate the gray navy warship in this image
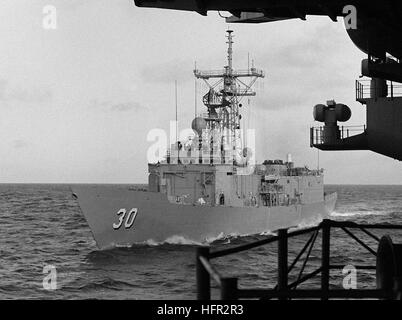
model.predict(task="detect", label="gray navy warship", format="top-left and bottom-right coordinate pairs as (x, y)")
top-left (72, 31), bottom-right (337, 249)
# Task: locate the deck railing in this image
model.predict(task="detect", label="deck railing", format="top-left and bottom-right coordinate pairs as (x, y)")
top-left (196, 219), bottom-right (402, 300)
top-left (310, 126), bottom-right (366, 146)
top-left (356, 79), bottom-right (402, 102)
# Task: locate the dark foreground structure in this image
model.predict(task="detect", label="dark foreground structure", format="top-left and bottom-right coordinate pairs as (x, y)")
top-left (196, 220), bottom-right (402, 300)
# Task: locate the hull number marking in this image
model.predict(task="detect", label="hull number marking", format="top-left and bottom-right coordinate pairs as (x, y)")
top-left (113, 208), bottom-right (138, 230)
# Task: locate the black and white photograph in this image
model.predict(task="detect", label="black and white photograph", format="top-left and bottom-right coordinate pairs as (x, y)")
top-left (1, 0), bottom-right (402, 310)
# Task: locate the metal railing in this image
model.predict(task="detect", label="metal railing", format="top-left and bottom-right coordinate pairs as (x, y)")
top-left (310, 125), bottom-right (366, 146)
top-left (356, 80), bottom-right (367, 102)
top-left (356, 79), bottom-right (402, 102)
top-left (196, 219), bottom-right (402, 300)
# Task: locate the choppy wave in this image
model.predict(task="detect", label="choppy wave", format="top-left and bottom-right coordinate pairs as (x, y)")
top-left (112, 236), bottom-right (205, 248)
top-left (331, 210), bottom-right (388, 217)
top-left (128, 233), bottom-right (252, 247)
top-left (259, 230), bottom-right (277, 236)
top-left (111, 231), bottom-right (275, 249)
top-left (162, 235), bottom-right (203, 246)
top-left (66, 277), bottom-right (138, 292)
top-left (288, 216), bottom-right (326, 232)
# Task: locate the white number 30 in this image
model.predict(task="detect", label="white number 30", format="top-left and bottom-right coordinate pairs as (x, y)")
top-left (113, 208), bottom-right (138, 230)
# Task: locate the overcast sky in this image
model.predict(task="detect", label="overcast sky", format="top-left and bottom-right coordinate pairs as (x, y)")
top-left (0, 0), bottom-right (400, 184)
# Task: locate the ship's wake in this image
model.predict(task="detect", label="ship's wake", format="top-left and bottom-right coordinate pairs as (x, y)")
top-left (98, 216), bottom-right (332, 251)
top-left (102, 227), bottom-right (311, 250)
top-left (331, 210), bottom-right (388, 217)
top-left (144, 236), bottom-right (204, 247)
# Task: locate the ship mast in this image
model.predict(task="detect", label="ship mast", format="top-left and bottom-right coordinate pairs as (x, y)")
top-left (193, 30), bottom-right (265, 165)
top-left (227, 30), bottom-right (233, 77)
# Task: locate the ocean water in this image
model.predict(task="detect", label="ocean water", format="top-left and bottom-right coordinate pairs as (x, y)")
top-left (0, 184), bottom-right (401, 300)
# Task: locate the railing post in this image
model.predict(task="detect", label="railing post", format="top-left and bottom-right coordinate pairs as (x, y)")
top-left (221, 278), bottom-right (238, 300)
top-left (320, 127), bottom-right (324, 144)
top-left (355, 80), bottom-right (358, 100)
top-left (310, 127), bottom-right (313, 147)
top-left (321, 220), bottom-right (331, 300)
top-left (356, 80), bottom-right (357, 99)
top-left (278, 228), bottom-right (288, 300)
top-left (393, 277), bottom-right (402, 300)
top-left (196, 246), bottom-right (211, 300)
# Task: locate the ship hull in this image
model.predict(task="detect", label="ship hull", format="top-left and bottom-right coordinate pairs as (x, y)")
top-left (72, 185), bottom-right (337, 249)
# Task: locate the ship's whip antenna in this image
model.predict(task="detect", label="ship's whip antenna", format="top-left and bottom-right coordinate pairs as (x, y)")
top-left (194, 79), bottom-right (198, 118)
top-left (175, 80), bottom-right (178, 143)
top-left (174, 80), bottom-right (182, 163)
top-left (194, 61), bottom-right (198, 118)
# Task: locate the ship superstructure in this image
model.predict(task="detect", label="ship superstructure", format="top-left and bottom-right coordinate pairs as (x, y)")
top-left (148, 30), bottom-right (324, 210)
